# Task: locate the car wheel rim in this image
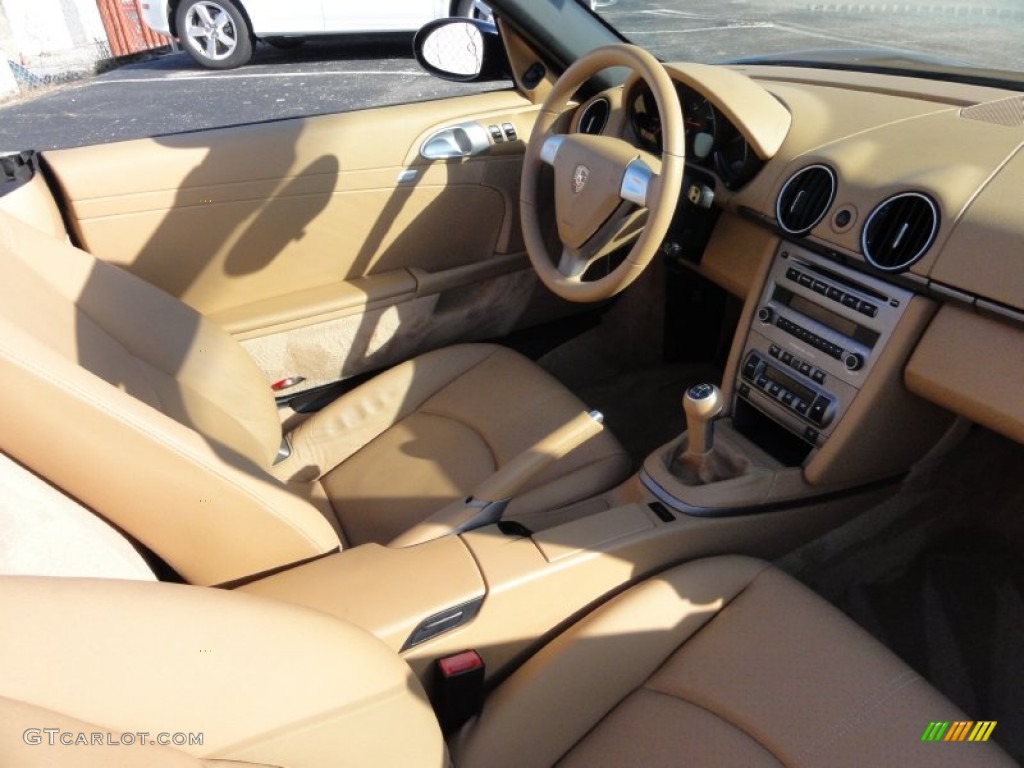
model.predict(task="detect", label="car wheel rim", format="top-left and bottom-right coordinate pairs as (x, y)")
top-left (184, 1), bottom-right (238, 61)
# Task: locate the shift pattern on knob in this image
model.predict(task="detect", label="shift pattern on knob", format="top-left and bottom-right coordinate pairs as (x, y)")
top-left (687, 383), bottom-right (716, 400)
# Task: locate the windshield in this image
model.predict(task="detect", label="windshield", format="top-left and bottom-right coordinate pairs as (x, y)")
top-left (587, 0), bottom-right (1024, 86)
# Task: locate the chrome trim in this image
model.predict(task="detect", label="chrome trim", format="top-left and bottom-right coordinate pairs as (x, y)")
top-left (577, 96), bottom-right (611, 135)
top-left (420, 121), bottom-right (491, 160)
top-left (273, 437), bottom-right (292, 466)
top-left (775, 164), bottom-right (837, 235)
top-left (620, 158), bottom-right (654, 207)
top-left (396, 169), bottom-right (419, 184)
top-left (539, 135), bottom-right (565, 165)
top-left (861, 191), bottom-right (939, 273)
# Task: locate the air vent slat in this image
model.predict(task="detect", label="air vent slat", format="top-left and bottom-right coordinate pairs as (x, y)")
top-left (578, 97), bottom-right (610, 136)
top-left (776, 165), bottom-right (836, 235)
top-left (862, 192), bottom-right (939, 273)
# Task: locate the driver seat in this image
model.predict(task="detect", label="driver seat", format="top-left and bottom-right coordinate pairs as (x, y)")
top-left (0, 210), bottom-right (630, 586)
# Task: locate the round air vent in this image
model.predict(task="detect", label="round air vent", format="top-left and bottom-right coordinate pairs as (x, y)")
top-left (776, 164), bottom-right (837, 235)
top-left (578, 97), bottom-right (610, 135)
top-left (861, 192), bottom-right (939, 272)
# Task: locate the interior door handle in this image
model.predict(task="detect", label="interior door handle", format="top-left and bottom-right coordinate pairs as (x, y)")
top-left (420, 122), bottom-right (490, 160)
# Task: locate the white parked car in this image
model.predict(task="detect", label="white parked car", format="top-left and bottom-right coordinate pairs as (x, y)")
top-left (139, 0), bottom-right (496, 69)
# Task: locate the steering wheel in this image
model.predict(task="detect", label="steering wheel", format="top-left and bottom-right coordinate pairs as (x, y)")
top-left (521, 44), bottom-right (685, 302)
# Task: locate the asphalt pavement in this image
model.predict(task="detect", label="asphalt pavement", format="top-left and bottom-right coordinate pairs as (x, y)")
top-left (1, 1), bottom-right (1021, 152)
top-left (0, 35), bottom-right (496, 151)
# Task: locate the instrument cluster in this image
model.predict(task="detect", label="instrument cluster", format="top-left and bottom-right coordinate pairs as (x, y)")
top-left (627, 80), bottom-right (762, 189)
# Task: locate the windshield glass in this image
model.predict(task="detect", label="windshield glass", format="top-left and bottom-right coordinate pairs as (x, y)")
top-left (589, 0), bottom-right (1024, 85)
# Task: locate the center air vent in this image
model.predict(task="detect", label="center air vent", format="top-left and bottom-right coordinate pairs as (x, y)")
top-left (578, 97), bottom-right (610, 135)
top-left (776, 165), bottom-right (837, 235)
top-left (861, 192), bottom-right (939, 273)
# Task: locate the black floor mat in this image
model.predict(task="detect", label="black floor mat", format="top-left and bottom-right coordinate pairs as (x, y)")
top-left (840, 531), bottom-right (1024, 761)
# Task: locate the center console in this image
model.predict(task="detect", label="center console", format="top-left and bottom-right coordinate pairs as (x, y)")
top-left (737, 243), bottom-right (913, 449)
top-left (642, 237), bottom-right (954, 514)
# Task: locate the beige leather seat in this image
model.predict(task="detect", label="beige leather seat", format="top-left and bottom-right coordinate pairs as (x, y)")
top-left (1, 556), bottom-right (1013, 767)
top-left (457, 556), bottom-right (1015, 767)
top-left (0, 210), bottom-right (630, 585)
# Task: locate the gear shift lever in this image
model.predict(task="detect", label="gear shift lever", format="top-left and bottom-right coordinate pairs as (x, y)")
top-left (682, 383), bottom-right (724, 456)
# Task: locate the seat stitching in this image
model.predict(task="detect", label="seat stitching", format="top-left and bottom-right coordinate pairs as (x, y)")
top-left (74, 305), bottom-right (170, 413)
top-left (1, 344), bottom-right (331, 553)
top-left (414, 409), bottom-right (500, 469)
top-left (555, 560), bottom-right (775, 764)
top-left (310, 345), bottom-right (504, 472)
top-left (418, 343), bottom-right (504, 410)
top-left (414, 345), bottom-right (508, 467)
top-left (324, 410), bottom-right (500, 475)
top-left (793, 668), bottom-right (922, 762)
top-left (645, 563), bottom-right (926, 765)
top-left (633, 687), bottom-right (787, 766)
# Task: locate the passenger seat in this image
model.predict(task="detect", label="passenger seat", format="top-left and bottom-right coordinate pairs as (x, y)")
top-left (0, 556), bottom-right (1014, 767)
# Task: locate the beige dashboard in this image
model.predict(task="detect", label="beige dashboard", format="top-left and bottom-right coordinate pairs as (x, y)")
top-left (578, 63), bottom-right (1024, 445)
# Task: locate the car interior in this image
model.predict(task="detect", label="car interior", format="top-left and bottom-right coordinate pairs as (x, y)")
top-left (1, 0), bottom-right (1022, 765)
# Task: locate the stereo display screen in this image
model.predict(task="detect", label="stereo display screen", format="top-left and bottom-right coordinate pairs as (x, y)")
top-left (789, 294), bottom-right (859, 338)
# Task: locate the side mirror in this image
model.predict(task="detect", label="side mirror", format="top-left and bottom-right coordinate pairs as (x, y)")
top-left (413, 18), bottom-right (510, 83)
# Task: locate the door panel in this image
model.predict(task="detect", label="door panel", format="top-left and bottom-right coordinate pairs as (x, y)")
top-left (43, 91), bottom-right (551, 391)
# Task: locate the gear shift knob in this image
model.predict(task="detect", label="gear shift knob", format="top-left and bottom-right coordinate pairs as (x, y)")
top-left (683, 383), bottom-right (723, 455)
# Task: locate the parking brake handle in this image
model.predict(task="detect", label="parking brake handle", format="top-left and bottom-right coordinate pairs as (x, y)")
top-left (389, 410), bottom-right (606, 548)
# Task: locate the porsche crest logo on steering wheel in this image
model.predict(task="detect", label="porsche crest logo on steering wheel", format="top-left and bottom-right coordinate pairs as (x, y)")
top-left (572, 164), bottom-right (590, 194)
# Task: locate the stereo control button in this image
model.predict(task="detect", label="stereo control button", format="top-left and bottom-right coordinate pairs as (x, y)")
top-left (769, 344), bottom-right (781, 358)
top-left (827, 287), bottom-right (843, 302)
top-left (768, 383), bottom-right (782, 397)
top-left (812, 369), bottom-right (826, 384)
top-left (859, 301), bottom-right (878, 317)
top-left (782, 392), bottom-right (796, 407)
top-left (742, 354), bottom-right (761, 379)
top-left (798, 274), bottom-right (814, 288)
top-left (809, 396), bottom-right (831, 425)
top-left (804, 426), bottom-right (819, 442)
top-left (799, 362), bottom-right (812, 376)
top-left (756, 376), bottom-right (769, 389)
top-left (795, 400), bottom-right (810, 416)
top-left (841, 294), bottom-right (860, 309)
top-left (787, 268), bottom-right (801, 281)
top-left (812, 280), bottom-right (828, 294)
top-left (781, 351), bottom-right (793, 365)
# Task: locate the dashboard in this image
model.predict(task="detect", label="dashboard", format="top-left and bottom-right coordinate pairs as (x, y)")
top-left (570, 61), bottom-right (1024, 457)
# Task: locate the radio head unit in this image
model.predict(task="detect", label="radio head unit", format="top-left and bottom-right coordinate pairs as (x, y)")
top-left (736, 243), bottom-right (913, 449)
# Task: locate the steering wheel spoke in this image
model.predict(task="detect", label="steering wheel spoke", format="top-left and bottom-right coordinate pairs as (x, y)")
top-left (540, 135), bottom-right (565, 166)
top-left (620, 157), bottom-right (657, 207)
top-left (557, 246), bottom-right (592, 279)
